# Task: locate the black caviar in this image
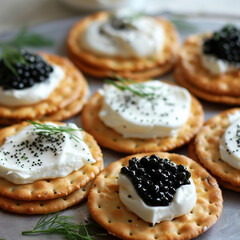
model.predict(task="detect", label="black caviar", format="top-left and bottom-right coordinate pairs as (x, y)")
top-left (120, 155), bottom-right (191, 206)
top-left (203, 24), bottom-right (240, 63)
top-left (0, 50), bottom-right (53, 90)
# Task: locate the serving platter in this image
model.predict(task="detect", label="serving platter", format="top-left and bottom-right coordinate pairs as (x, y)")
top-left (0, 14), bottom-right (239, 240)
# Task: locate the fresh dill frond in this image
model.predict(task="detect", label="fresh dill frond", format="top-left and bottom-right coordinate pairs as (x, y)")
top-left (104, 76), bottom-right (161, 100)
top-left (22, 212), bottom-right (107, 239)
top-left (0, 26), bottom-right (54, 74)
top-left (27, 121), bottom-right (83, 143)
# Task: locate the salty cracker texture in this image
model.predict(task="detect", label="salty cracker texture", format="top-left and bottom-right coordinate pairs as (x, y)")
top-left (174, 65), bottom-right (240, 105)
top-left (0, 122), bottom-right (103, 201)
top-left (0, 181), bottom-right (92, 215)
top-left (195, 108), bottom-right (240, 188)
top-left (0, 69), bottom-right (89, 125)
top-left (188, 140), bottom-right (240, 192)
top-left (68, 49), bottom-right (176, 81)
top-left (67, 12), bottom-right (179, 79)
top-left (88, 152), bottom-right (223, 240)
top-left (0, 53), bottom-right (86, 121)
top-left (178, 35), bottom-right (240, 96)
top-left (81, 91), bottom-right (204, 154)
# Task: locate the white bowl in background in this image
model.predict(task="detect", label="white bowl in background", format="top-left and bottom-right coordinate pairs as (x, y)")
top-left (59, 0), bottom-right (147, 12)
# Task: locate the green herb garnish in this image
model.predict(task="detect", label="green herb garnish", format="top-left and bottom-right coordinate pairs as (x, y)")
top-left (27, 121), bottom-right (83, 143)
top-left (105, 76), bottom-right (161, 100)
top-left (0, 26), bottom-right (53, 75)
top-left (22, 212), bottom-right (107, 239)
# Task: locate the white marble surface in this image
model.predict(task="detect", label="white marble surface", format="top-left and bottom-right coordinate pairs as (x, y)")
top-left (0, 0), bottom-right (240, 33)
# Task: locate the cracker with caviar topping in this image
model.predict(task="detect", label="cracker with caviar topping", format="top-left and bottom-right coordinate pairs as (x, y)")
top-left (193, 108), bottom-right (240, 188)
top-left (0, 122), bottom-right (103, 201)
top-left (0, 78), bottom-right (88, 125)
top-left (87, 152), bottom-right (223, 240)
top-left (0, 181), bottom-right (92, 215)
top-left (0, 53), bottom-right (89, 122)
top-left (174, 65), bottom-right (240, 105)
top-left (81, 91), bottom-right (204, 154)
top-left (177, 35), bottom-right (240, 96)
top-left (188, 140), bottom-right (240, 192)
top-left (67, 12), bottom-right (179, 80)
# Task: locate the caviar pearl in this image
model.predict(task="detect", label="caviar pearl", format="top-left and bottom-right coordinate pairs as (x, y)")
top-left (120, 154), bottom-right (191, 206)
top-left (0, 50), bottom-right (53, 90)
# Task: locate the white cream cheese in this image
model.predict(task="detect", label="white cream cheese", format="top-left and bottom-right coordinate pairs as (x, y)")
top-left (0, 122), bottom-right (95, 184)
top-left (200, 53), bottom-right (239, 75)
top-left (219, 113), bottom-right (240, 170)
top-left (118, 174), bottom-right (196, 225)
top-left (99, 81), bottom-right (191, 139)
top-left (0, 64), bottom-right (64, 107)
top-left (81, 10), bottom-right (164, 58)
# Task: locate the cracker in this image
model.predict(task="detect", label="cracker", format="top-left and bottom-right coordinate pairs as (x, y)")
top-left (178, 35), bottom-right (240, 96)
top-left (81, 91), bottom-right (204, 153)
top-left (88, 152), bottom-right (223, 240)
top-left (188, 140), bottom-right (240, 192)
top-left (67, 12), bottom-right (179, 78)
top-left (0, 181), bottom-right (92, 215)
top-left (0, 73), bottom-right (89, 125)
top-left (174, 64), bottom-right (240, 105)
top-left (0, 122), bottom-right (103, 200)
top-left (0, 53), bottom-right (88, 120)
top-left (68, 51), bottom-right (175, 81)
top-left (194, 108), bottom-right (240, 187)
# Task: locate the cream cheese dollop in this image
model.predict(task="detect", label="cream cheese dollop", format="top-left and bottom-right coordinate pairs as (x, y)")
top-left (219, 112), bottom-right (240, 170)
top-left (81, 10), bottom-right (164, 58)
top-left (200, 53), bottom-right (240, 75)
top-left (118, 174), bottom-right (196, 225)
top-left (0, 64), bottom-right (64, 107)
top-left (99, 81), bottom-right (191, 139)
top-left (0, 122), bottom-right (95, 184)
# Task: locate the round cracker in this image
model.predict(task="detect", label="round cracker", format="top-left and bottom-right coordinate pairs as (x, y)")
top-left (188, 140), bottom-right (240, 192)
top-left (178, 35), bottom-right (240, 96)
top-left (81, 90), bottom-right (204, 154)
top-left (68, 51), bottom-right (175, 81)
top-left (0, 71), bottom-right (89, 125)
top-left (195, 108), bottom-right (240, 187)
top-left (174, 64), bottom-right (240, 105)
top-left (0, 181), bottom-right (92, 215)
top-left (88, 152), bottom-right (223, 240)
top-left (67, 12), bottom-right (179, 77)
top-left (0, 122), bottom-right (103, 200)
top-left (0, 53), bottom-right (88, 120)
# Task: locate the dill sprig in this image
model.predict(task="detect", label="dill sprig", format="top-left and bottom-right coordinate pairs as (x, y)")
top-left (27, 121), bottom-right (83, 143)
top-left (104, 76), bottom-right (161, 100)
top-left (22, 212), bottom-right (107, 239)
top-left (0, 26), bottom-right (53, 75)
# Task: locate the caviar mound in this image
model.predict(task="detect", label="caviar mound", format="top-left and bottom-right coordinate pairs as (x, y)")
top-left (120, 154), bottom-right (191, 206)
top-left (203, 24), bottom-right (240, 63)
top-left (0, 50), bottom-right (53, 90)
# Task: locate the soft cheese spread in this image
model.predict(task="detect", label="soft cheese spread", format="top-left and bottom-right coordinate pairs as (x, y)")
top-left (99, 81), bottom-right (191, 139)
top-left (219, 112), bottom-right (240, 170)
top-left (0, 64), bottom-right (64, 107)
top-left (118, 174), bottom-right (196, 225)
top-left (0, 122), bottom-right (95, 184)
top-left (200, 53), bottom-right (239, 75)
top-left (81, 10), bottom-right (165, 58)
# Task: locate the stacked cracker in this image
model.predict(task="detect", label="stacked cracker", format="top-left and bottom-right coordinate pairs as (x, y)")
top-left (0, 53), bottom-right (89, 125)
top-left (175, 35), bottom-right (240, 104)
top-left (82, 88), bottom-right (204, 154)
top-left (188, 108), bottom-right (240, 192)
top-left (0, 122), bottom-right (103, 214)
top-left (67, 12), bottom-right (179, 81)
top-left (88, 152), bottom-right (223, 240)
